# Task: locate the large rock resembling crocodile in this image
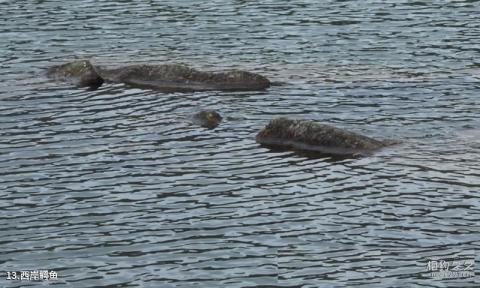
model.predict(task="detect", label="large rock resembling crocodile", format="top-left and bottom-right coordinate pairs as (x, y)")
top-left (47, 60), bottom-right (271, 92)
top-left (256, 118), bottom-right (395, 157)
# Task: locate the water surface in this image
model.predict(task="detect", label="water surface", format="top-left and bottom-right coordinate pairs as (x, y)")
top-left (1, 1), bottom-right (479, 287)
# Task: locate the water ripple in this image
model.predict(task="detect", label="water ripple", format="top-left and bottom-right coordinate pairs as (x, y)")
top-left (1, 0), bottom-right (479, 287)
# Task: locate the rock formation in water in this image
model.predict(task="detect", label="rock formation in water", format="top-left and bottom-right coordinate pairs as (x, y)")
top-left (256, 117), bottom-right (393, 157)
top-left (47, 60), bottom-right (104, 89)
top-left (191, 110), bottom-right (222, 129)
top-left (47, 60), bottom-right (271, 92)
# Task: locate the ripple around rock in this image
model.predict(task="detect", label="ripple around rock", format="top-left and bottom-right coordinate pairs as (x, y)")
top-left (1, 0), bottom-right (480, 287)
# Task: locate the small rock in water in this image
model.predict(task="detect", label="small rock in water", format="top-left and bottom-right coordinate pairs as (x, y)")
top-left (192, 110), bottom-right (222, 129)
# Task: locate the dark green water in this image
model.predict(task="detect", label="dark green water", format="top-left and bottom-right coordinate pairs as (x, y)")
top-left (1, 1), bottom-right (479, 287)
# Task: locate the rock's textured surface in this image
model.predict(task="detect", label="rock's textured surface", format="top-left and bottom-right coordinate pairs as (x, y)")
top-left (256, 118), bottom-right (390, 156)
top-left (191, 110), bottom-right (222, 129)
top-left (96, 64), bottom-right (270, 92)
top-left (47, 60), bottom-right (104, 89)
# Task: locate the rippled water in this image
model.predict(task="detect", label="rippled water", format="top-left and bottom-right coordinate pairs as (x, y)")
top-left (1, 1), bottom-right (479, 287)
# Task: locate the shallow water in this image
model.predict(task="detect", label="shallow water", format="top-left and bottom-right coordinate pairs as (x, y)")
top-left (1, 1), bottom-right (479, 287)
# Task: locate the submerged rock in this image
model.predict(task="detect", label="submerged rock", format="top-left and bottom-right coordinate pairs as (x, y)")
top-left (47, 60), bottom-right (104, 89)
top-left (256, 118), bottom-right (392, 157)
top-left (191, 110), bottom-right (222, 129)
top-left (96, 64), bottom-right (270, 92)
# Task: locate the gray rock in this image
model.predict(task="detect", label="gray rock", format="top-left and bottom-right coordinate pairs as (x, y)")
top-left (191, 110), bottom-right (222, 129)
top-left (256, 117), bottom-right (393, 157)
top-left (47, 60), bottom-right (104, 89)
top-left (96, 64), bottom-right (270, 92)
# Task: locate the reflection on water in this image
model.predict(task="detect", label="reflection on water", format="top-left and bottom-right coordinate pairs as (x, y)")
top-left (0, 0), bottom-right (479, 287)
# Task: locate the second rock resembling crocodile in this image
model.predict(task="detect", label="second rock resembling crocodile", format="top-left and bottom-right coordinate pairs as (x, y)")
top-left (47, 60), bottom-right (271, 92)
top-left (256, 117), bottom-right (398, 157)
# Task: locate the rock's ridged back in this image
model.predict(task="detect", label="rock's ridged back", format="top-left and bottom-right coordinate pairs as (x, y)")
top-left (97, 64), bottom-right (270, 91)
top-left (256, 118), bottom-right (386, 154)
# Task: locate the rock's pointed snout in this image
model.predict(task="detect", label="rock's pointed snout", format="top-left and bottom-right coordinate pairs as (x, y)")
top-left (47, 60), bottom-right (104, 89)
